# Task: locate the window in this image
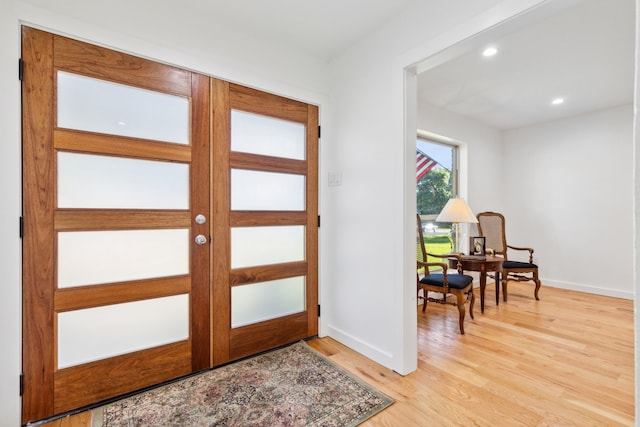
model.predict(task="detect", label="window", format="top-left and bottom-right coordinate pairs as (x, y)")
top-left (416, 136), bottom-right (458, 255)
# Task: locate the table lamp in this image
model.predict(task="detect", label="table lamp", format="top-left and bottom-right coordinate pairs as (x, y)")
top-left (435, 197), bottom-right (478, 253)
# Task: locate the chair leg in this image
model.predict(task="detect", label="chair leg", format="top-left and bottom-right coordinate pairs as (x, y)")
top-left (502, 275), bottom-right (508, 302)
top-left (422, 289), bottom-right (428, 312)
top-left (503, 271), bottom-right (541, 301)
top-left (455, 291), bottom-right (466, 334)
top-left (533, 270), bottom-right (541, 300)
top-left (468, 289), bottom-right (475, 320)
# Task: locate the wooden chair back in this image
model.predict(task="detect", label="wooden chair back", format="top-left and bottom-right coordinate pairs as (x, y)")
top-left (416, 214), bottom-right (435, 275)
top-left (476, 211), bottom-right (508, 260)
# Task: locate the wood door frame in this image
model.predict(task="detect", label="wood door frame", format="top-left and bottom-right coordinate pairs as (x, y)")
top-left (22, 25), bottom-right (56, 423)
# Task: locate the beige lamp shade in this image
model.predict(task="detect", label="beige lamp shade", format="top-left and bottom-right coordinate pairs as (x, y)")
top-left (435, 198), bottom-right (478, 224)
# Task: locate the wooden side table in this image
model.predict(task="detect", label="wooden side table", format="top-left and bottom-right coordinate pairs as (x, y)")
top-left (449, 255), bottom-right (503, 313)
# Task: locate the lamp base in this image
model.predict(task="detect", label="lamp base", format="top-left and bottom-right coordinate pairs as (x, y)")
top-left (452, 222), bottom-right (461, 253)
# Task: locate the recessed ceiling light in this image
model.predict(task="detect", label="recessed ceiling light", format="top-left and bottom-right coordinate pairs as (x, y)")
top-left (482, 47), bottom-right (498, 57)
top-left (551, 98), bottom-right (565, 105)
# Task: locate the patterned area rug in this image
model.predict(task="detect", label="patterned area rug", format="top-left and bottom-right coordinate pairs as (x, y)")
top-left (92, 341), bottom-right (393, 426)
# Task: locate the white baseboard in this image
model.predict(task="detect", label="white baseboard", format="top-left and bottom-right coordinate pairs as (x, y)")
top-left (467, 275), bottom-right (632, 300)
top-left (541, 278), bottom-right (633, 300)
top-left (325, 324), bottom-right (395, 369)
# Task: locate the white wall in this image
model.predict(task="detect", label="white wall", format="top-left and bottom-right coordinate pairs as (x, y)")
top-left (503, 105), bottom-right (634, 298)
top-left (0, 1), bottom-right (23, 425)
top-left (322, 0), bottom-right (549, 376)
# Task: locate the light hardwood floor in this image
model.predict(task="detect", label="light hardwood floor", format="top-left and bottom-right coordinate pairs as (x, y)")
top-left (39, 281), bottom-right (634, 426)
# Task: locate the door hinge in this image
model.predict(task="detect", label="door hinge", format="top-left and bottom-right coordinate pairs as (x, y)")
top-left (318, 125), bottom-right (321, 139)
top-left (18, 58), bottom-right (23, 81)
top-left (19, 373), bottom-right (24, 396)
top-left (19, 216), bottom-right (24, 239)
top-left (317, 304), bottom-right (321, 317)
top-left (317, 215), bottom-right (320, 227)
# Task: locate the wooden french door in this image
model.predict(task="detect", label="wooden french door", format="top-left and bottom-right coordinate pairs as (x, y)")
top-left (21, 27), bottom-right (210, 423)
top-left (210, 80), bottom-right (318, 365)
top-left (22, 28), bottom-right (318, 424)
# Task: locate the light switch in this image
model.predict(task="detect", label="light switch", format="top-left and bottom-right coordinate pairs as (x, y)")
top-left (328, 170), bottom-right (342, 186)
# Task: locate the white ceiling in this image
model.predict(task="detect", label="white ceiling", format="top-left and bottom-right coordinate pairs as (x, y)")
top-left (183, 0), bottom-right (418, 60)
top-left (416, 0), bottom-right (636, 130)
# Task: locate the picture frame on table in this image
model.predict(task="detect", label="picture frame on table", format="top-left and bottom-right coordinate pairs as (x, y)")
top-left (470, 236), bottom-right (486, 256)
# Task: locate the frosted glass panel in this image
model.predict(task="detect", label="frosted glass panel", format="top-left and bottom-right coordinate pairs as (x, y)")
top-left (231, 226), bottom-right (304, 268)
top-left (58, 152), bottom-right (189, 209)
top-left (231, 169), bottom-right (304, 211)
top-left (231, 110), bottom-right (305, 159)
top-left (58, 229), bottom-right (189, 288)
top-left (57, 71), bottom-right (189, 144)
top-left (231, 277), bottom-right (305, 327)
top-left (58, 294), bottom-right (189, 368)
